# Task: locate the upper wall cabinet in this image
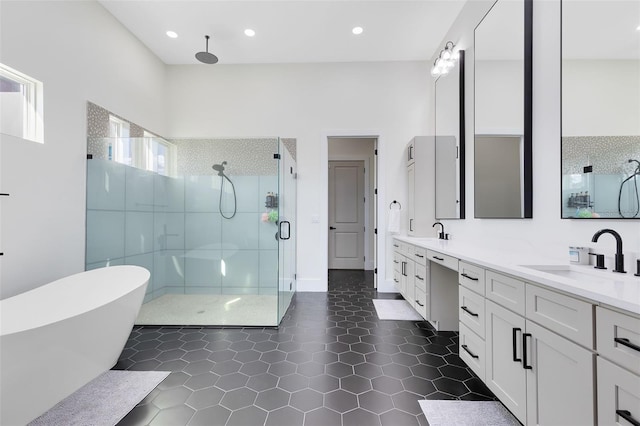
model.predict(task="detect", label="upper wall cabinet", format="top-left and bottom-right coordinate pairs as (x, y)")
top-left (435, 50), bottom-right (466, 220)
top-left (474, 0), bottom-right (533, 219)
top-left (561, 0), bottom-right (640, 219)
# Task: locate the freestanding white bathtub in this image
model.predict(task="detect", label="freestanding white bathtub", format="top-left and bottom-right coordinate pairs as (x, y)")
top-left (0, 265), bottom-right (149, 425)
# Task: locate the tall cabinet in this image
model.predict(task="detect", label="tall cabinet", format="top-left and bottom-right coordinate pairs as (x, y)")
top-left (406, 136), bottom-right (435, 237)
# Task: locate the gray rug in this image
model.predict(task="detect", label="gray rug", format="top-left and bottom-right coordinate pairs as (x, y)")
top-left (29, 370), bottom-right (169, 426)
top-left (373, 299), bottom-right (423, 320)
top-left (419, 400), bottom-right (521, 426)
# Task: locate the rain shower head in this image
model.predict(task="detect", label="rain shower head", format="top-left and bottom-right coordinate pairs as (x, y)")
top-left (196, 35), bottom-right (218, 64)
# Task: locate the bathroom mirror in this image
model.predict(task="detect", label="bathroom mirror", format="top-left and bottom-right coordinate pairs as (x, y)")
top-left (435, 50), bottom-right (465, 219)
top-left (474, 0), bottom-right (533, 218)
top-left (561, 0), bottom-right (640, 219)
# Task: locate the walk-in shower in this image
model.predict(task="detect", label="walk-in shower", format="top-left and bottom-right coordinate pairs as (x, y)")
top-left (85, 131), bottom-right (297, 327)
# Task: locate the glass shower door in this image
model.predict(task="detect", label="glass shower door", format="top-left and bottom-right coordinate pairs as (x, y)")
top-left (278, 139), bottom-right (297, 323)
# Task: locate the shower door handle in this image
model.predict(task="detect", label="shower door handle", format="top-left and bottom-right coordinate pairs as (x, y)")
top-left (280, 221), bottom-right (291, 240)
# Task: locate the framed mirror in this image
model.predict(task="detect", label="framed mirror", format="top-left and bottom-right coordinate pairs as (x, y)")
top-left (474, 0), bottom-right (533, 218)
top-left (561, 0), bottom-right (640, 219)
top-left (435, 50), bottom-right (466, 219)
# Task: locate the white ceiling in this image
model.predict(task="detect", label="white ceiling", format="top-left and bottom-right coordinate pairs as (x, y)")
top-left (98, 0), bottom-right (467, 65)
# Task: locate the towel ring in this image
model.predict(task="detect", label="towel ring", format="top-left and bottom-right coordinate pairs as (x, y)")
top-left (389, 200), bottom-right (402, 210)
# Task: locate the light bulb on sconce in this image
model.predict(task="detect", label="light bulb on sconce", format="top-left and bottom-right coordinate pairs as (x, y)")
top-left (431, 41), bottom-right (458, 77)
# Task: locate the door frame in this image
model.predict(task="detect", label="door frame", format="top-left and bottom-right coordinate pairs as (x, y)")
top-left (320, 131), bottom-right (386, 290)
top-left (328, 157), bottom-right (370, 270)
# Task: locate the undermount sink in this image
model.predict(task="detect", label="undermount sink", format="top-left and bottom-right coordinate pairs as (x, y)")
top-left (520, 264), bottom-right (626, 285)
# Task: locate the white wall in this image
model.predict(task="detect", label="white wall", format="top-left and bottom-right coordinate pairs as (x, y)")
top-left (429, 0), bottom-right (640, 269)
top-left (563, 60), bottom-right (640, 136)
top-left (166, 62), bottom-right (430, 290)
top-left (0, 1), bottom-right (167, 298)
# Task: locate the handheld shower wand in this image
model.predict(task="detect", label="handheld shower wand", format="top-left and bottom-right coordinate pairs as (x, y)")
top-left (212, 161), bottom-right (237, 219)
top-left (617, 159), bottom-right (640, 218)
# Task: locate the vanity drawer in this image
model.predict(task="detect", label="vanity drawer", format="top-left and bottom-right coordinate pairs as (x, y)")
top-left (415, 287), bottom-right (428, 320)
top-left (597, 357), bottom-right (640, 426)
top-left (393, 270), bottom-right (401, 292)
top-left (597, 306), bottom-right (640, 375)
top-left (458, 261), bottom-right (486, 296)
top-left (404, 243), bottom-right (415, 257)
top-left (414, 264), bottom-right (427, 292)
top-left (459, 323), bottom-right (485, 381)
top-left (414, 246), bottom-right (427, 265)
top-left (427, 250), bottom-right (458, 271)
top-left (393, 252), bottom-right (402, 273)
top-left (526, 284), bottom-right (593, 348)
top-left (485, 270), bottom-right (525, 316)
top-left (459, 286), bottom-right (485, 339)
top-left (392, 240), bottom-right (402, 253)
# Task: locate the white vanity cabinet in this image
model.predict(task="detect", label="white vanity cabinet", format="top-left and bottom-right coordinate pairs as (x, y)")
top-left (473, 268), bottom-right (595, 425)
top-left (392, 240), bottom-right (415, 307)
top-left (406, 137), bottom-right (435, 237)
top-left (596, 307), bottom-right (640, 426)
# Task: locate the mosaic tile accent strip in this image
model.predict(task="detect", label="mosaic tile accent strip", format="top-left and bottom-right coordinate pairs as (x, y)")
top-left (562, 135), bottom-right (640, 175)
top-left (170, 139), bottom-right (281, 176)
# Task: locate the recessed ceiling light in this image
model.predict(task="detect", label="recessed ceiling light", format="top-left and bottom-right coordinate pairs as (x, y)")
top-left (352, 27), bottom-right (364, 35)
top-left (166, 31), bottom-right (178, 38)
top-left (244, 29), bottom-right (256, 37)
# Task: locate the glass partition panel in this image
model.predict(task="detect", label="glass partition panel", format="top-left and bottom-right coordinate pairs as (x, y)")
top-left (86, 137), bottom-right (284, 326)
top-left (278, 139), bottom-right (297, 323)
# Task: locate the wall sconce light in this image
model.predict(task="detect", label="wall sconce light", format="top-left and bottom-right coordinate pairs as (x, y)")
top-left (431, 41), bottom-right (458, 77)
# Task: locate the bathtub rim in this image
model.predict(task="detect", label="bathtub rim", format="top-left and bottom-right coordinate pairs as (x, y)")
top-left (0, 265), bottom-right (150, 336)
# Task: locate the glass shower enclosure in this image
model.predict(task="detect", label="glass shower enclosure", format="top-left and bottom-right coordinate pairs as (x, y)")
top-left (85, 136), bottom-right (296, 327)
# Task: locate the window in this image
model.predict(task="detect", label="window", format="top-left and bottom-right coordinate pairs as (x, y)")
top-left (0, 63), bottom-right (44, 143)
top-left (108, 115), bottom-right (132, 165)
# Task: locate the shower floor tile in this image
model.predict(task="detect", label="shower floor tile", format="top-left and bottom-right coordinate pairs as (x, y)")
top-left (136, 294), bottom-right (279, 326)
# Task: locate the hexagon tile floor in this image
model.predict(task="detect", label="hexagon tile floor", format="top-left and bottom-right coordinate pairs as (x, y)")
top-left (115, 270), bottom-right (496, 426)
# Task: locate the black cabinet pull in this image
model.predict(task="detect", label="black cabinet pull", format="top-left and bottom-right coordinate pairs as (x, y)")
top-left (433, 256), bottom-right (444, 261)
top-left (394, 279), bottom-right (399, 283)
top-left (615, 337), bottom-right (640, 353)
top-left (616, 410), bottom-right (640, 426)
top-left (0, 193), bottom-right (9, 196)
top-left (461, 344), bottom-right (479, 359)
top-left (409, 219), bottom-right (413, 232)
top-left (393, 260), bottom-right (399, 264)
top-left (523, 333), bottom-right (532, 369)
top-left (415, 275), bottom-right (424, 281)
top-left (461, 306), bottom-right (479, 317)
top-left (393, 244), bottom-right (399, 248)
top-left (513, 328), bottom-right (522, 362)
top-left (415, 253), bottom-right (424, 258)
top-left (401, 262), bottom-right (406, 276)
top-left (461, 273), bottom-right (479, 281)
top-left (415, 300), bottom-right (424, 307)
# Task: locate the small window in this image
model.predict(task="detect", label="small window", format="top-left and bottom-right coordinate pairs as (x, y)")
top-left (0, 63), bottom-right (44, 143)
top-left (108, 115), bottom-right (132, 165)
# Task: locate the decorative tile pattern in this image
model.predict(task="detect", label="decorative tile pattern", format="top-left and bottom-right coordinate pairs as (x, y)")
top-left (562, 135), bottom-right (640, 175)
top-left (116, 270), bottom-right (496, 425)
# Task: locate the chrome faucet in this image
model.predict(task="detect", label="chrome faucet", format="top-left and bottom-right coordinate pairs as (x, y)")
top-left (433, 222), bottom-right (447, 240)
top-left (591, 229), bottom-right (626, 273)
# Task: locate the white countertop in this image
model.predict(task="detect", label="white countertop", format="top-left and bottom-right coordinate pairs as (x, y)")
top-left (393, 236), bottom-right (640, 315)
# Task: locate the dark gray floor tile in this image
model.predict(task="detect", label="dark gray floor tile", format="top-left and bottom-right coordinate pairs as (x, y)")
top-left (278, 373), bottom-right (309, 392)
top-left (246, 373), bottom-right (279, 392)
top-left (185, 386), bottom-right (225, 410)
top-left (289, 389), bottom-right (324, 412)
top-left (308, 374), bottom-right (340, 393)
top-left (391, 391), bottom-right (424, 415)
top-left (220, 387), bottom-right (257, 411)
top-left (358, 390), bottom-right (394, 414)
top-left (325, 389), bottom-right (359, 413)
top-left (186, 405), bottom-right (230, 426)
top-left (118, 404), bottom-right (160, 426)
top-left (158, 372), bottom-right (190, 390)
top-left (239, 360), bottom-right (269, 376)
top-left (343, 408), bottom-right (382, 426)
top-left (226, 406), bottom-right (267, 426)
top-left (255, 387), bottom-right (290, 411)
top-left (152, 386), bottom-right (192, 409)
top-left (341, 375), bottom-right (372, 394)
top-left (266, 406), bottom-right (305, 426)
top-left (304, 407), bottom-right (342, 426)
top-left (148, 405), bottom-right (195, 426)
top-left (215, 372), bottom-right (249, 391)
top-left (371, 376), bottom-right (404, 395)
top-left (379, 409), bottom-right (419, 426)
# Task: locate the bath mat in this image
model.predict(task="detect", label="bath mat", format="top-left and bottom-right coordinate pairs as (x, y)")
top-left (28, 370), bottom-right (169, 426)
top-left (418, 400), bottom-right (521, 426)
top-left (373, 299), bottom-right (423, 320)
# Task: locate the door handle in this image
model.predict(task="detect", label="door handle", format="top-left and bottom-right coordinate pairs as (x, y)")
top-left (329, 226), bottom-right (336, 230)
top-left (523, 333), bottom-right (532, 370)
top-left (616, 410), bottom-right (640, 426)
top-left (279, 221), bottom-right (291, 240)
top-left (512, 328), bottom-right (522, 363)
